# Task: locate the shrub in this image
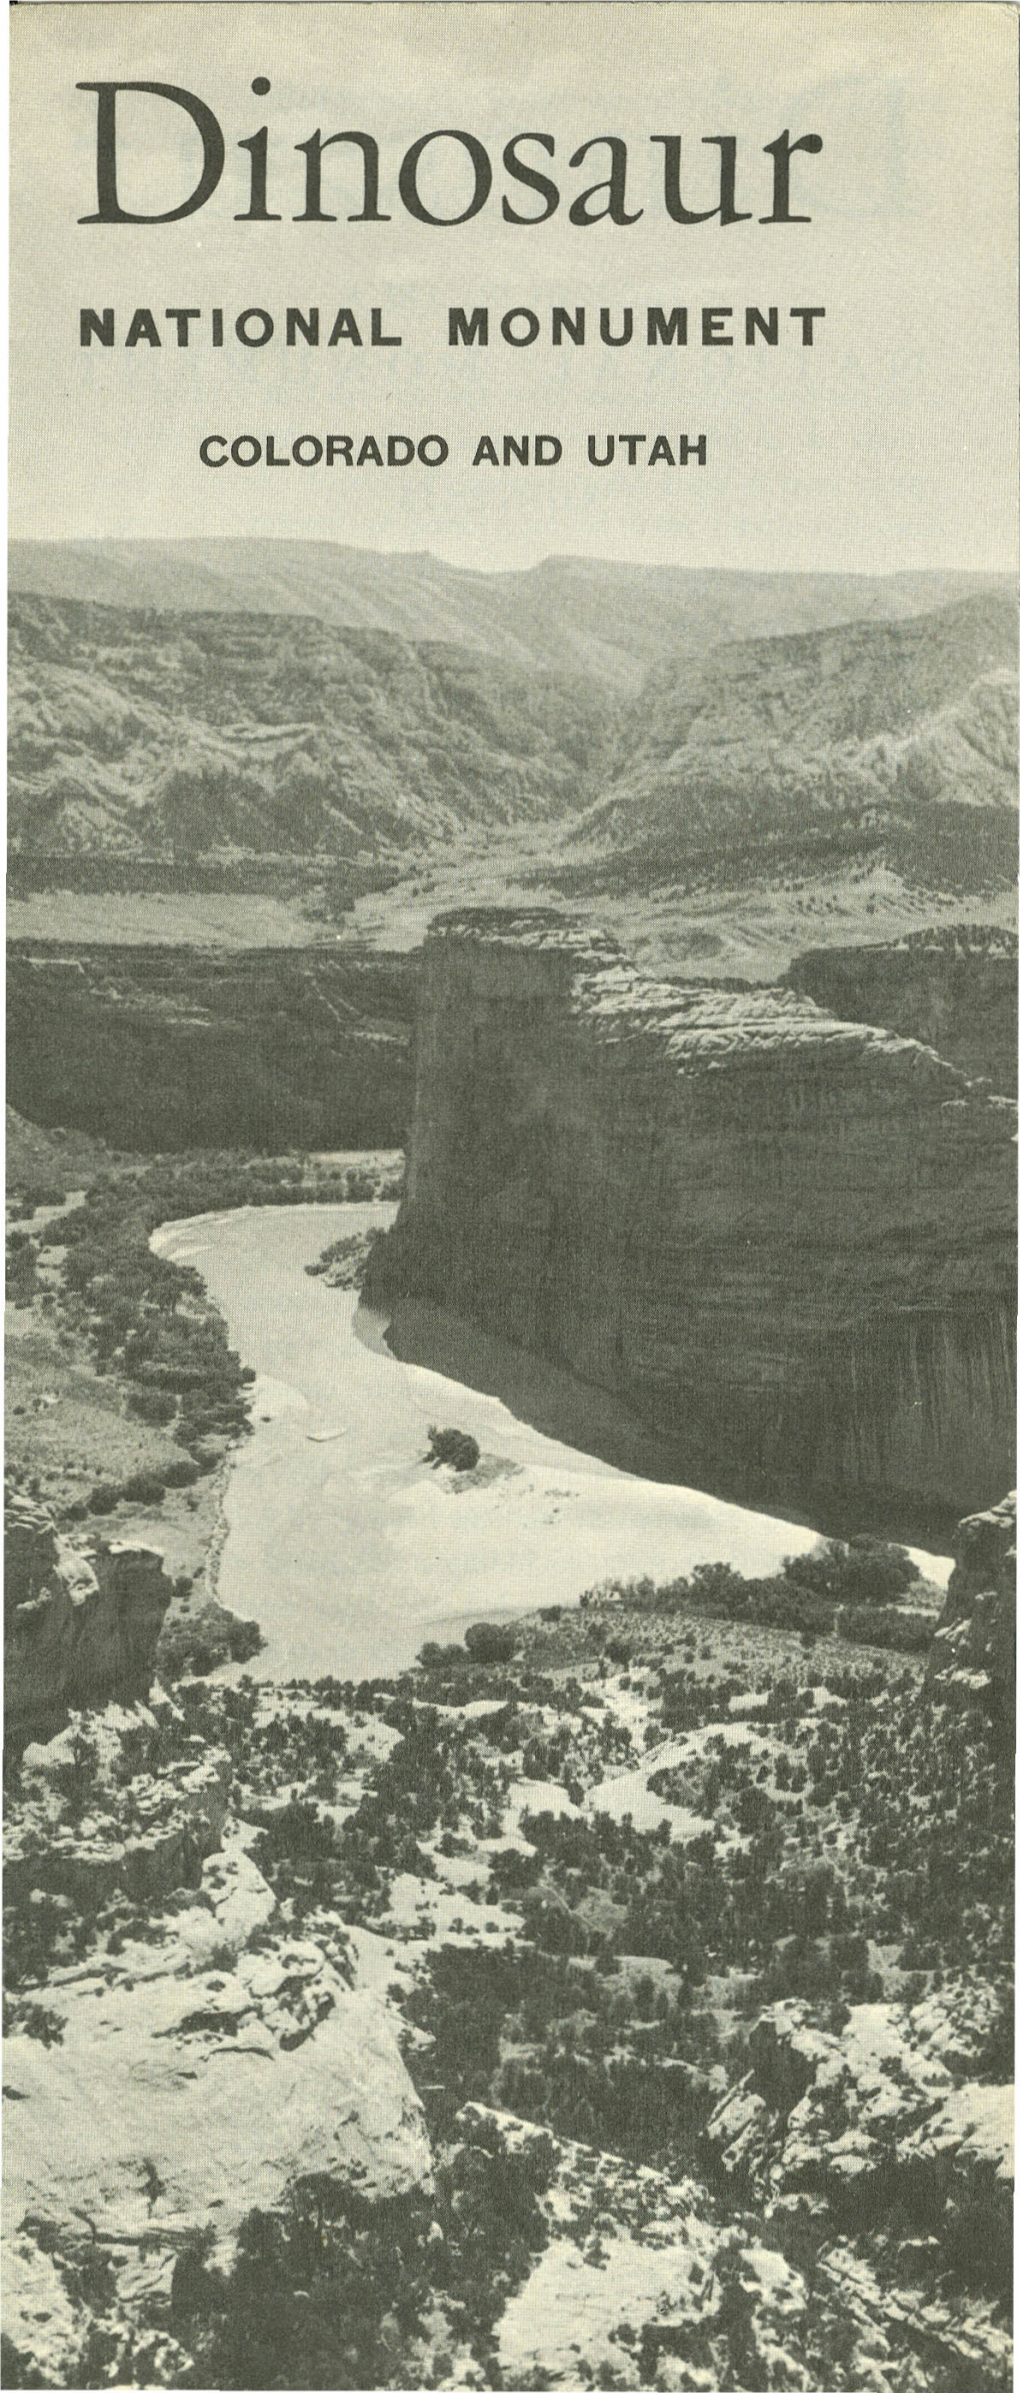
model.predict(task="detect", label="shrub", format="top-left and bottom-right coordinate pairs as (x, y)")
top-left (121, 1470), bottom-right (167, 1506)
top-left (784, 1537), bottom-right (920, 1607)
top-left (419, 1640), bottom-right (469, 1671)
top-left (86, 1480), bottom-right (121, 1514)
top-left (840, 1604), bottom-right (932, 1654)
top-left (159, 1603), bottom-right (263, 1680)
top-left (127, 1387), bottom-right (177, 1425)
top-left (464, 1621), bottom-right (519, 1664)
top-left (425, 1424), bottom-right (481, 1473)
top-left (161, 1457), bottom-right (200, 1489)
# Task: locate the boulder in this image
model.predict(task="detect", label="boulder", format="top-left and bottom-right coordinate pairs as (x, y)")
top-left (4, 1951), bottom-right (432, 2265)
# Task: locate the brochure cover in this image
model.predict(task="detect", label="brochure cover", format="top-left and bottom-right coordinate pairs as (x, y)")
top-left (5, 6), bottom-right (1017, 2387)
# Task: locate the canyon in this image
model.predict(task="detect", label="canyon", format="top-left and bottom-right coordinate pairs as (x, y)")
top-left (368, 908), bottom-right (1016, 1537)
top-left (4, 535), bottom-right (1015, 2391)
top-left (8, 574), bottom-right (1015, 928)
top-left (7, 921), bottom-right (1016, 1160)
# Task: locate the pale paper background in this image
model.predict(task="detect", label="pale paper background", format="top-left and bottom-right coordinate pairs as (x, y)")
top-left (9, 2), bottom-right (1019, 571)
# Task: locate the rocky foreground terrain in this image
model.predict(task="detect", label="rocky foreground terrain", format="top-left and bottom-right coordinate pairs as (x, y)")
top-left (2, 1483), bottom-right (1013, 2391)
top-left (368, 910), bottom-right (1016, 1536)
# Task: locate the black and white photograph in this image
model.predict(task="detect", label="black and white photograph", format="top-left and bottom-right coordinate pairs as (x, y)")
top-left (4, 5), bottom-right (1017, 2386)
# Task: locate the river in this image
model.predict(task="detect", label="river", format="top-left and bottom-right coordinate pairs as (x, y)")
top-left (151, 1206), bottom-right (946, 1682)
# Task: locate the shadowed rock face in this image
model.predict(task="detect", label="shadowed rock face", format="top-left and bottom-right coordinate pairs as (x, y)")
top-left (926, 1492), bottom-right (1016, 1741)
top-left (4, 1495), bottom-right (173, 1736)
top-left (6, 943), bottom-right (414, 1151)
top-left (368, 908), bottom-right (1016, 1536)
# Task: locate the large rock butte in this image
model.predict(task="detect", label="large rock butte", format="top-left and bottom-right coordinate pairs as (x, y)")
top-left (368, 907), bottom-right (1016, 1535)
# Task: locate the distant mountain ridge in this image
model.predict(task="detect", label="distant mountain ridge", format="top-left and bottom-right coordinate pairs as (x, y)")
top-left (7, 552), bottom-right (1017, 917)
top-left (8, 592), bottom-right (613, 857)
top-left (545, 591), bottom-right (1018, 899)
top-left (8, 539), bottom-right (1011, 697)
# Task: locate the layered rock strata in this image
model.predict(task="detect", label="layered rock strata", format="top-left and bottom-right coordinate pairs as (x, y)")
top-left (6, 942), bottom-right (414, 1150)
top-left (369, 908), bottom-right (1016, 1533)
top-left (785, 927), bottom-right (1018, 1096)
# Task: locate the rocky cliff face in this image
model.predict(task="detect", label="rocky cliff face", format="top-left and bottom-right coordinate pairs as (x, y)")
top-left (925, 1491), bottom-right (1016, 1739)
top-left (7, 941), bottom-right (414, 1149)
top-left (4, 1495), bottom-right (173, 1736)
top-left (370, 908), bottom-right (1016, 1535)
top-left (786, 927), bottom-right (1018, 1095)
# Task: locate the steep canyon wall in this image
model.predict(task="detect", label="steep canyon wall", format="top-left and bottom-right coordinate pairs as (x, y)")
top-left (369, 909), bottom-right (1016, 1536)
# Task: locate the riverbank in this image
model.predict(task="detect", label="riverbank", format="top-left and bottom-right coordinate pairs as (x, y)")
top-left (152, 1204), bottom-right (846, 1682)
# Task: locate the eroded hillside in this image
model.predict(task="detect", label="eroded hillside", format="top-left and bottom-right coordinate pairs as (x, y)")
top-left (10, 540), bottom-right (1009, 695)
top-left (9, 594), bottom-right (615, 859)
top-left (9, 577), bottom-right (1017, 944)
top-left (546, 594), bottom-right (1018, 901)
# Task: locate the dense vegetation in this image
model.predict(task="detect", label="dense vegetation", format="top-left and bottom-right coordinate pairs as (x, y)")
top-left (583, 1545), bottom-right (937, 1655)
top-left (6, 1153), bottom-right (402, 1506)
top-left (304, 1229), bottom-right (381, 1289)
